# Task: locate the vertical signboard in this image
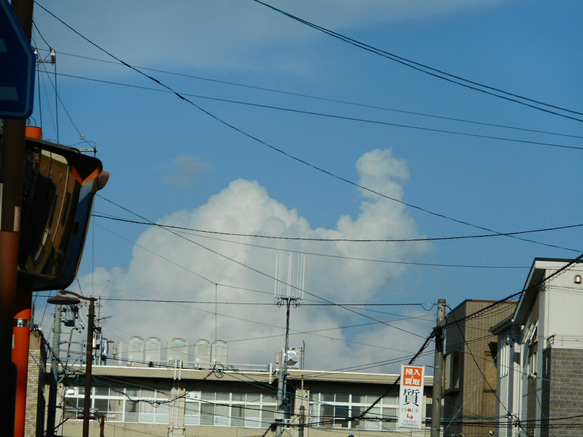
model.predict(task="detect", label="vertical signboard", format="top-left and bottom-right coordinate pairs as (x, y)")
top-left (398, 364), bottom-right (425, 429)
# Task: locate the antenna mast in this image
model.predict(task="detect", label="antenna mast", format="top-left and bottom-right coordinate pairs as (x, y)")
top-left (274, 253), bottom-right (305, 437)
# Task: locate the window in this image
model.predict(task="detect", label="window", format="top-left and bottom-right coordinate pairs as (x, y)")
top-left (125, 400), bottom-right (138, 422)
top-left (63, 385), bottom-right (410, 431)
top-left (231, 405), bottom-right (245, 427)
top-left (65, 387), bottom-right (173, 425)
top-left (500, 338), bottom-right (510, 378)
top-left (200, 403), bottom-right (214, 426)
top-left (184, 401), bottom-right (200, 425)
top-left (444, 350), bottom-right (461, 393)
top-left (483, 351), bottom-right (497, 392)
top-left (525, 322), bottom-right (538, 378)
top-left (310, 392), bottom-right (399, 430)
top-left (214, 404), bottom-right (229, 426)
top-left (189, 390), bottom-right (277, 428)
top-left (261, 406), bottom-right (275, 428)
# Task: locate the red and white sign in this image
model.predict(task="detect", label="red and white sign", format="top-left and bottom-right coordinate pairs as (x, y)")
top-left (397, 364), bottom-right (425, 429)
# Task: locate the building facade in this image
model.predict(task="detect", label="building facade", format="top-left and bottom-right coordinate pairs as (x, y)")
top-left (53, 364), bottom-right (434, 436)
top-left (443, 299), bottom-right (517, 437)
top-left (492, 258), bottom-right (583, 437)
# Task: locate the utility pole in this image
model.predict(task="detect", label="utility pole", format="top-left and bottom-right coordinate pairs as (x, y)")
top-left (83, 298), bottom-right (96, 437)
top-left (46, 304), bottom-right (63, 437)
top-left (431, 298), bottom-right (446, 437)
top-left (168, 360), bottom-right (186, 437)
top-left (275, 296), bottom-right (297, 437)
top-left (298, 405), bottom-right (305, 437)
top-left (274, 253), bottom-right (305, 437)
top-left (48, 291), bottom-right (96, 437)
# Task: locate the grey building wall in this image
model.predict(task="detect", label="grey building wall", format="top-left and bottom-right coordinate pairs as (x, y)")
top-left (541, 348), bottom-right (583, 437)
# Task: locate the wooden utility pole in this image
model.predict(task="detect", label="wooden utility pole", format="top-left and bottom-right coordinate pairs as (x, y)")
top-left (431, 298), bottom-right (446, 437)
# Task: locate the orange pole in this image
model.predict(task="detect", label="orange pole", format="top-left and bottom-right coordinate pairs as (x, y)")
top-left (12, 280), bottom-right (33, 437)
top-left (0, 1), bottom-right (35, 436)
top-left (0, 231), bottom-right (19, 436)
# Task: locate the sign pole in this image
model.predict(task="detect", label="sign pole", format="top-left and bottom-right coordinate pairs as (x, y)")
top-left (0, 0), bottom-right (34, 435)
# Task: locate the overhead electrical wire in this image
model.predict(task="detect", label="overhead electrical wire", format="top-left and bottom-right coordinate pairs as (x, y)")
top-left (89, 204), bottom-right (508, 344)
top-left (74, 273), bottom-right (437, 322)
top-left (39, 48), bottom-right (583, 141)
top-left (95, 219), bottom-right (528, 273)
top-left (35, 2), bottom-right (581, 255)
top-left (93, 212), bottom-right (583, 246)
top-left (92, 210), bottom-right (580, 270)
top-left (31, 28), bottom-right (97, 150)
top-left (438, 246), bottom-right (583, 407)
top-left (444, 251), bottom-right (583, 330)
top-left (226, 315), bottom-right (434, 348)
top-left (253, 0), bottom-right (583, 123)
top-left (73, 297), bottom-right (432, 308)
top-left (445, 310), bottom-right (522, 435)
top-left (39, 71), bottom-right (583, 152)
top-left (348, 329), bottom-right (435, 424)
top-left (51, 285), bottom-right (432, 364)
top-left (33, 8), bottom-right (583, 400)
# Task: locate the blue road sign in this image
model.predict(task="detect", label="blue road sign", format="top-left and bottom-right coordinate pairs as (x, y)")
top-left (0, 0), bottom-right (35, 119)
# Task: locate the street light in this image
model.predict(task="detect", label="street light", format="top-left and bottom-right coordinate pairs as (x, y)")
top-left (45, 294), bottom-right (77, 437)
top-left (47, 290), bottom-right (96, 437)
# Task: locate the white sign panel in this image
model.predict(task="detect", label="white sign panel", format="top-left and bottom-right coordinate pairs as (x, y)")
top-left (397, 364), bottom-right (425, 429)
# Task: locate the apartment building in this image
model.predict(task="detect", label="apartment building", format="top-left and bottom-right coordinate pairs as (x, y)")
top-left (491, 258), bottom-right (583, 437)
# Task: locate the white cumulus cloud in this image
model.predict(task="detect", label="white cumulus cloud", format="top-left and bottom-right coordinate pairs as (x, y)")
top-left (71, 148), bottom-right (433, 372)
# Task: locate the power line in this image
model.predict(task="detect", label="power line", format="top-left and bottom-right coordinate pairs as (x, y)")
top-left (253, 0), bottom-right (583, 123)
top-left (35, 2), bottom-right (581, 254)
top-left (37, 48), bottom-right (583, 141)
top-left (67, 297), bottom-right (432, 308)
top-left (93, 212), bottom-right (583, 246)
top-left (91, 211), bottom-right (580, 271)
top-left (444, 253), bottom-right (583, 330)
top-left (94, 218), bottom-right (530, 271)
top-left (40, 71), bottom-right (583, 152)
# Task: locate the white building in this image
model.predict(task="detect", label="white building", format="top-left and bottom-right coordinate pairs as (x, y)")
top-left (57, 365), bottom-right (434, 436)
top-left (491, 258), bottom-right (583, 437)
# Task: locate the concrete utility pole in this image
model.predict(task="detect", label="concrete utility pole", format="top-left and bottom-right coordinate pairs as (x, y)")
top-left (83, 298), bottom-right (96, 437)
top-left (275, 297), bottom-right (295, 437)
top-left (431, 298), bottom-right (446, 437)
top-left (274, 253), bottom-right (305, 437)
top-left (168, 360), bottom-right (186, 437)
top-left (47, 304), bottom-right (63, 437)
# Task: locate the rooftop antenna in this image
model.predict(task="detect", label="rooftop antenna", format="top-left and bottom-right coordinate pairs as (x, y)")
top-left (274, 252), bottom-right (305, 437)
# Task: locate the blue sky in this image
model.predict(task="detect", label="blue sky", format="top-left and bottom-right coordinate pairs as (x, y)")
top-left (30, 1), bottom-right (583, 372)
